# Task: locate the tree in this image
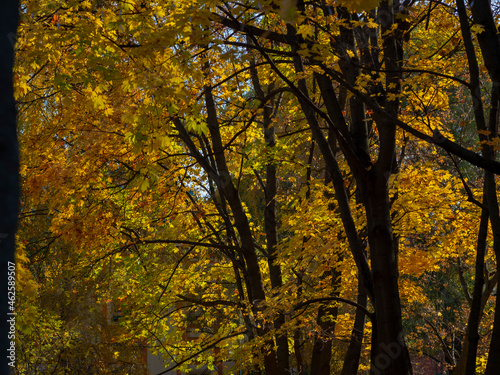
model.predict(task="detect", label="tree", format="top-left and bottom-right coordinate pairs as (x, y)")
top-left (15, 1), bottom-right (500, 374)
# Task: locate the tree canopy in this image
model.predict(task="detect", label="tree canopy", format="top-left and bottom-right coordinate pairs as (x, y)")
top-left (14, 0), bottom-right (500, 374)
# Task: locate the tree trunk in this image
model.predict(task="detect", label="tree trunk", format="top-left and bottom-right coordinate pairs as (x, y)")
top-left (261, 85), bottom-right (290, 374)
top-left (204, 85), bottom-right (280, 375)
top-left (173, 83), bottom-right (280, 375)
top-left (461, 207), bottom-right (488, 375)
top-left (341, 276), bottom-right (368, 375)
top-left (482, 170), bottom-right (500, 375)
top-left (459, 2), bottom-right (500, 373)
top-left (363, 169), bottom-right (412, 375)
top-left (249, 58), bottom-right (290, 374)
top-left (309, 267), bottom-right (341, 375)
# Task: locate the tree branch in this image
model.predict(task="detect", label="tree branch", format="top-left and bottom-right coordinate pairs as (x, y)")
top-left (176, 294), bottom-right (241, 307)
top-left (294, 297), bottom-right (374, 320)
top-left (156, 330), bottom-right (247, 375)
top-left (215, 14), bottom-right (293, 44)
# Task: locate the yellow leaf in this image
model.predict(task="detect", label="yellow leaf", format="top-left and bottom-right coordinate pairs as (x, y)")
top-left (140, 179), bottom-right (149, 192)
top-left (297, 24), bottom-right (315, 39)
top-left (471, 24), bottom-right (485, 34)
